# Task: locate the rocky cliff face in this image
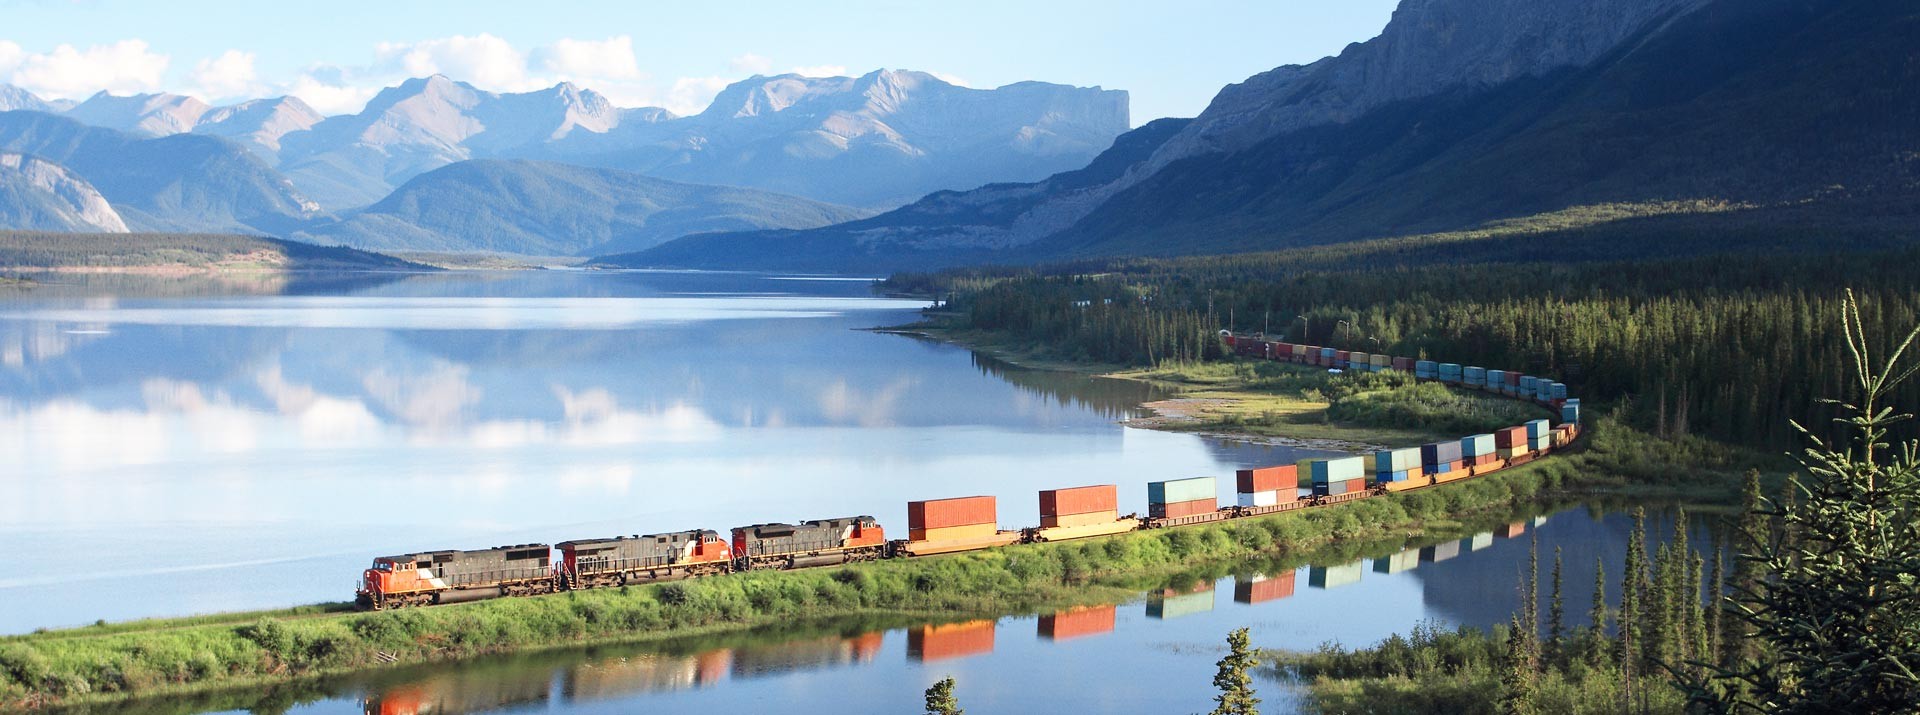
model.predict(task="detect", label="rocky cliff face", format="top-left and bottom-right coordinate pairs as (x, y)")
top-left (0, 152), bottom-right (130, 233)
top-left (0, 85), bottom-right (59, 113)
top-left (1139, 0), bottom-right (1709, 172)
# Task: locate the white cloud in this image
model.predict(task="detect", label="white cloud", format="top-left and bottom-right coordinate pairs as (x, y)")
top-left (667, 75), bottom-right (731, 115)
top-left (376, 33), bottom-right (531, 90)
top-left (3, 39), bottom-right (170, 99)
top-left (535, 36), bottom-right (640, 80)
top-left (789, 64), bottom-right (848, 78)
top-left (282, 70), bottom-right (379, 115)
top-left (928, 70), bottom-right (971, 87)
top-left (0, 41), bottom-right (22, 75)
top-left (729, 53), bottom-right (772, 74)
top-left (189, 49), bottom-right (260, 100)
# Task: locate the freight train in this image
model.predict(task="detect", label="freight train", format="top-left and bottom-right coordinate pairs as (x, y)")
top-left (353, 332), bottom-right (1583, 611)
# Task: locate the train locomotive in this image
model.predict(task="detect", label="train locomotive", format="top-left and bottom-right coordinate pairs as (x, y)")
top-left (353, 332), bottom-right (1583, 611)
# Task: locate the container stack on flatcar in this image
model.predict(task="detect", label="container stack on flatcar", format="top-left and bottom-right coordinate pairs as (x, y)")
top-left (353, 330), bottom-right (1593, 611)
top-left (1372, 447), bottom-right (1424, 492)
top-left (1030, 485), bottom-right (1136, 542)
top-left (898, 496), bottom-right (1020, 556)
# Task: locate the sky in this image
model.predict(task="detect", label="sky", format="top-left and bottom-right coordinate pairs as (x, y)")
top-left (0, 0), bottom-right (1400, 124)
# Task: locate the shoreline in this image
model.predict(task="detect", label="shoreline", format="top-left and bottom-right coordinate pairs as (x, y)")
top-left (3, 320), bottom-right (1744, 710)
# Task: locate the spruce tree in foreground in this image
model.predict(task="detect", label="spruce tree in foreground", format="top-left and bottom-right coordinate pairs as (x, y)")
top-left (924, 676), bottom-right (963, 715)
top-left (1210, 627), bottom-right (1260, 715)
top-left (1681, 291), bottom-right (1920, 713)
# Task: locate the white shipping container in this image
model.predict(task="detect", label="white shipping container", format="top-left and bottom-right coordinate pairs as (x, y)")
top-left (1236, 490), bottom-right (1281, 508)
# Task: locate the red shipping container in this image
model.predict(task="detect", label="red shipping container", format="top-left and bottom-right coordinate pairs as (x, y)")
top-left (1233, 571), bottom-right (1297, 604)
top-left (1236, 465), bottom-right (1297, 493)
top-left (1038, 605), bottom-right (1116, 641)
top-left (1149, 498), bottom-right (1217, 519)
top-left (1506, 372), bottom-right (1523, 386)
top-left (1391, 357), bottom-right (1415, 371)
top-left (1494, 426), bottom-right (1529, 448)
top-left (1334, 350), bottom-right (1351, 364)
top-left (909, 496), bottom-right (997, 530)
top-left (1039, 485), bottom-right (1118, 516)
top-left (1343, 478), bottom-right (1367, 493)
top-left (908, 621), bottom-right (996, 662)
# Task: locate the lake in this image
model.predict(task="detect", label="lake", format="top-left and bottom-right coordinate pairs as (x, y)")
top-left (0, 269), bottom-right (1339, 634)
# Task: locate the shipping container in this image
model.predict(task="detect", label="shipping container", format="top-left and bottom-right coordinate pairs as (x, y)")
top-left (1535, 379), bottom-right (1554, 402)
top-left (1497, 446), bottom-right (1527, 460)
top-left (1552, 382), bottom-right (1568, 400)
top-left (908, 621), bottom-right (995, 662)
top-left (1525, 419), bottom-right (1551, 439)
top-left (1421, 440), bottom-right (1464, 466)
top-left (1233, 571), bottom-right (1297, 604)
top-left (1415, 360), bottom-right (1437, 379)
top-left (1495, 426), bottom-right (1529, 448)
top-left (1464, 532), bottom-right (1495, 552)
top-left (1374, 469), bottom-right (1416, 483)
top-left (1319, 347), bottom-right (1336, 365)
top-left (1486, 370), bottom-right (1506, 390)
top-left (1344, 478), bottom-right (1367, 493)
top-left (1039, 485), bottom-right (1117, 517)
top-left (1038, 605), bottom-right (1116, 641)
top-left (1464, 366), bottom-right (1488, 388)
top-left (1149, 498), bottom-right (1217, 519)
top-left (1561, 404), bottom-right (1581, 424)
top-left (1370, 354), bottom-right (1390, 370)
top-left (1236, 490), bottom-right (1281, 508)
top-left (1462, 433), bottom-right (1496, 456)
top-left (1373, 549), bottom-right (1420, 574)
top-left (1309, 561), bottom-right (1365, 589)
top-left (1334, 350), bottom-right (1351, 367)
top-left (1439, 363), bottom-right (1463, 383)
top-left (1313, 479), bottom-right (1350, 497)
top-left (1305, 456), bottom-right (1366, 483)
top-left (1519, 376), bottom-right (1537, 395)
top-left (1235, 465), bottom-right (1296, 493)
top-left (1420, 540), bottom-right (1462, 562)
top-left (908, 496), bottom-right (996, 530)
top-left (909, 523), bottom-right (998, 543)
top-left (1347, 351), bottom-right (1369, 370)
top-left (1148, 476), bottom-right (1216, 505)
top-left (1039, 510), bottom-right (1120, 529)
top-left (1495, 522), bottom-right (1527, 539)
top-left (1375, 447), bottom-right (1421, 473)
top-left (1393, 356), bottom-right (1416, 372)
top-left (1148, 585), bottom-right (1217, 619)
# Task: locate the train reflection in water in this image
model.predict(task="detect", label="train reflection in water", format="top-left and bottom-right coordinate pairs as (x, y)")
top-left (363, 514), bottom-right (1552, 714)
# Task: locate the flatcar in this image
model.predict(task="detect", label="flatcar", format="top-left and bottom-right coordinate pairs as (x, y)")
top-left (351, 332), bottom-right (1588, 611)
top-left (731, 516), bottom-right (887, 570)
top-left (357, 543), bottom-right (555, 610)
top-left (557, 529), bottom-right (732, 589)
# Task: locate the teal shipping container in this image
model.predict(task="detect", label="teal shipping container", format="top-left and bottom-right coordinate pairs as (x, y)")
top-left (1308, 457), bottom-right (1365, 483)
top-left (1526, 419), bottom-right (1551, 438)
top-left (1462, 433), bottom-right (1496, 457)
top-left (1486, 370), bottom-right (1506, 390)
top-left (1464, 366), bottom-right (1487, 387)
top-left (1415, 360), bottom-right (1436, 379)
top-left (1374, 447), bottom-right (1421, 473)
top-left (1309, 561), bottom-right (1365, 589)
top-left (1562, 403), bottom-right (1581, 423)
top-left (1373, 549), bottom-right (1419, 574)
top-left (1147, 588), bottom-right (1216, 619)
top-left (1148, 476), bottom-right (1215, 505)
top-left (1439, 363), bottom-right (1463, 383)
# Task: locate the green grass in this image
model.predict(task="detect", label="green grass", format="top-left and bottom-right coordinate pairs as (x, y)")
top-left (1118, 359), bottom-right (1553, 447)
top-left (3, 454), bottom-right (1619, 710)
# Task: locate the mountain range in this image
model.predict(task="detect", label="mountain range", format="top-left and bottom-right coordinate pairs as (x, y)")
top-left (294, 159), bottom-right (871, 256)
top-left (617, 0), bottom-right (1920, 272)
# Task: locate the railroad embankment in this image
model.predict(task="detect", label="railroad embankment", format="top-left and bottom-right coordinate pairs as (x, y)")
top-left (3, 459), bottom-right (1593, 710)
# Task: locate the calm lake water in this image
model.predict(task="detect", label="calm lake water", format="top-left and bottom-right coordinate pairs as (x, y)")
top-left (3, 271), bottom-right (1708, 713)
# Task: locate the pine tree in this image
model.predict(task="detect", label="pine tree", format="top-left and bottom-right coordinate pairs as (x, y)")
top-left (1721, 470), bottom-right (1767, 669)
top-left (924, 676), bottom-right (963, 715)
top-left (1210, 628), bottom-right (1261, 715)
top-left (1500, 616), bottom-right (1539, 715)
top-left (1684, 291), bottom-right (1920, 712)
top-left (1548, 546), bottom-right (1566, 667)
top-left (1588, 558), bottom-right (1610, 669)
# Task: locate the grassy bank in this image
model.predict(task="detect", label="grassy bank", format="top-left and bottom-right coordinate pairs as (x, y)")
top-left (0, 232), bottom-right (429, 273)
top-left (5, 458), bottom-right (1599, 710)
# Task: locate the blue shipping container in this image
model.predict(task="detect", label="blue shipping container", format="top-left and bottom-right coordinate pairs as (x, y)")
top-left (1415, 360), bottom-right (1436, 379)
top-left (1308, 457), bottom-right (1366, 484)
top-left (1526, 419), bottom-right (1551, 438)
top-left (1462, 433), bottom-right (1496, 457)
top-left (1464, 367), bottom-right (1487, 387)
top-left (1562, 404), bottom-right (1581, 424)
top-left (1551, 383), bottom-right (1568, 400)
